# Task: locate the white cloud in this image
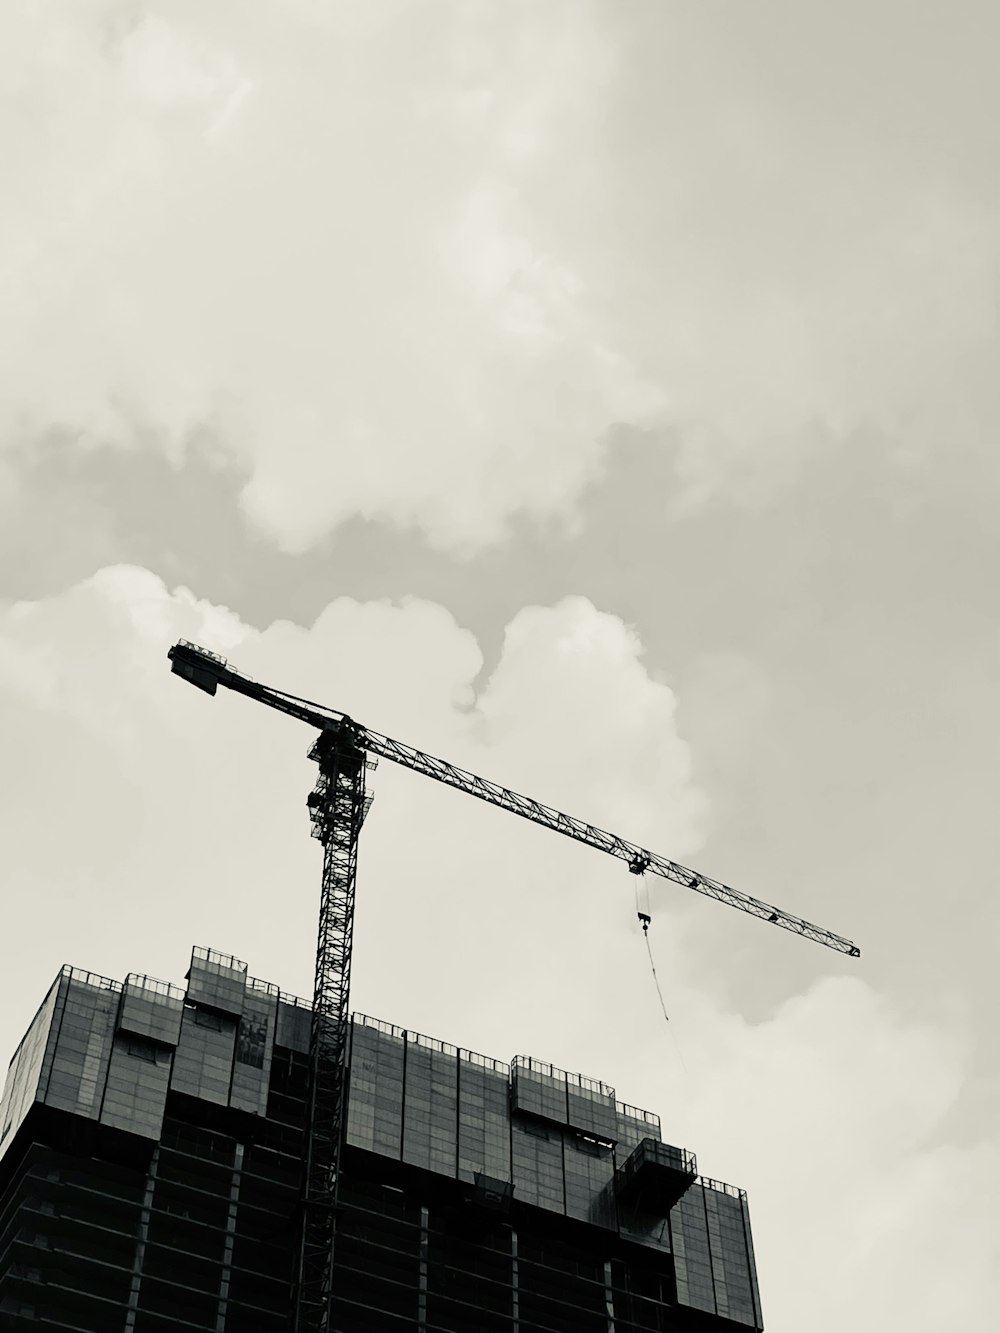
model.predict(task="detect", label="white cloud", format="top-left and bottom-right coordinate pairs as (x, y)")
top-left (4, 4), bottom-right (994, 545)
top-left (0, 566), bottom-right (705, 1043)
top-left (603, 4), bottom-right (1000, 511)
top-left (1, 566), bottom-right (995, 1329)
top-left (664, 979), bottom-right (999, 1332)
top-left (0, 0), bottom-right (660, 552)
top-left (118, 14), bottom-right (239, 108)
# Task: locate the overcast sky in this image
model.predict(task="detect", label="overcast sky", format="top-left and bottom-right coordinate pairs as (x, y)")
top-left (2, 3), bottom-right (998, 1328)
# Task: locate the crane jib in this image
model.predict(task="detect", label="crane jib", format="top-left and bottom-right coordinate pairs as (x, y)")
top-left (358, 726), bottom-right (860, 957)
top-left (167, 638), bottom-right (860, 959)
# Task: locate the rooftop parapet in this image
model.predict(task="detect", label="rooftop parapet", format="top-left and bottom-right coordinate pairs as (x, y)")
top-left (185, 945), bottom-right (247, 1016)
top-left (511, 1053), bottom-right (619, 1141)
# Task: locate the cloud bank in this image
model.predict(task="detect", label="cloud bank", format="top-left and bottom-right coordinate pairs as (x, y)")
top-left (8, 3), bottom-right (995, 553)
top-left (1, 566), bottom-right (994, 1330)
top-left (1, 1), bottom-right (660, 553)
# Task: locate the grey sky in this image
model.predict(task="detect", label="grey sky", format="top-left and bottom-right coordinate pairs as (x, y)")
top-left (1, 4), bottom-right (997, 1329)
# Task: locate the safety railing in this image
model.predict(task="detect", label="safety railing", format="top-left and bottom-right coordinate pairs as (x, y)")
top-left (616, 1100), bottom-right (661, 1130)
top-left (246, 976), bottom-right (281, 998)
top-left (512, 1054), bottom-right (614, 1098)
top-left (125, 973), bottom-right (186, 1002)
top-left (353, 1013), bottom-right (404, 1039)
top-left (698, 1175), bottom-right (747, 1201)
top-left (459, 1047), bottom-right (510, 1074)
top-left (406, 1030), bottom-right (459, 1057)
top-left (64, 965), bottom-right (123, 993)
top-left (192, 945), bottom-right (248, 974)
top-left (353, 1015), bottom-right (508, 1073)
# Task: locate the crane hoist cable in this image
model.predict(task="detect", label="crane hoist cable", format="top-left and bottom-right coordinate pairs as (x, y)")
top-left (633, 892), bottom-right (688, 1072)
top-left (643, 925), bottom-right (671, 1024)
top-left (633, 878), bottom-right (670, 1023)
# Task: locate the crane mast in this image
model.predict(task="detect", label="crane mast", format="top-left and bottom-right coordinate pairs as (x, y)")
top-left (167, 639), bottom-right (860, 1333)
top-left (295, 725), bottom-right (370, 1331)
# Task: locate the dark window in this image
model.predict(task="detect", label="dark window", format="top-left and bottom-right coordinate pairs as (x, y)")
top-left (127, 1037), bottom-right (158, 1062)
top-left (237, 1015), bottom-right (268, 1067)
top-left (194, 1009), bottom-right (224, 1031)
top-left (523, 1120), bottom-right (551, 1140)
top-left (571, 1134), bottom-right (605, 1156)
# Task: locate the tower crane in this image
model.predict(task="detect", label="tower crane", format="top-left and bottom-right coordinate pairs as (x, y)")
top-left (167, 639), bottom-right (859, 1333)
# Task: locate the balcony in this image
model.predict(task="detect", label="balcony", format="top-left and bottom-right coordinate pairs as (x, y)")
top-left (616, 1138), bottom-right (697, 1213)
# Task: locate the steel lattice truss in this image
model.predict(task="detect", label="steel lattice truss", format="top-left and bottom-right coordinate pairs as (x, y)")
top-left (360, 727), bottom-right (859, 957)
top-left (167, 640), bottom-right (860, 1333)
top-left (291, 728), bottom-right (369, 1332)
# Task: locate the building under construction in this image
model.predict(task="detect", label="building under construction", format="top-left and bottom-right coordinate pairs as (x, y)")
top-left (0, 945), bottom-right (762, 1332)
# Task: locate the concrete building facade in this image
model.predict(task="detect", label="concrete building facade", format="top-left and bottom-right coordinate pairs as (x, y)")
top-left (0, 947), bottom-right (763, 1331)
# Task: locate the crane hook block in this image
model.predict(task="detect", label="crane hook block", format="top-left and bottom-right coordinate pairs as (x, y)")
top-left (637, 912), bottom-right (651, 933)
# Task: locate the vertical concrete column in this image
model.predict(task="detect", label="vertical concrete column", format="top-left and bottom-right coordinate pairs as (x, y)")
top-left (417, 1204), bottom-right (429, 1331)
top-left (215, 1142), bottom-right (244, 1331)
top-left (511, 1226), bottom-right (519, 1332)
top-left (603, 1257), bottom-right (617, 1330)
top-left (123, 1146), bottom-right (160, 1332)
